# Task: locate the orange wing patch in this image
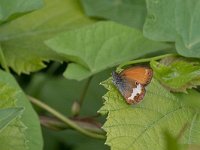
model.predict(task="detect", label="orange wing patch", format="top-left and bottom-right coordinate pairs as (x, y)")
top-left (120, 67), bottom-right (153, 85)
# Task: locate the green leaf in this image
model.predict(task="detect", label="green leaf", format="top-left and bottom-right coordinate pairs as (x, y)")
top-left (0, 0), bottom-right (43, 23)
top-left (175, 90), bottom-right (200, 112)
top-left (64, 63), bottom-right (92, 81)
top-left (81, 0), bottom-right (147, 29)
top-left (0, 75), bottom-right (27, 150)
top-left (99, 78), bottom-right (200, 150)
top-left (150, 56), bottom-right (200, 92)
top-left (175, 0), bottom-right (200, 58)
top-left (0, 107), bottom-right (24, 133)
top-left (0, 70), bottom-right (43, 150)
top-left (45, 21), bottom-right (171, 81)
top-left (143, 0), bottom-right (176, 41)
top-left (0, 0), bottom-right (95, 74)
top-left (143, 0), bottom-right (200, 58)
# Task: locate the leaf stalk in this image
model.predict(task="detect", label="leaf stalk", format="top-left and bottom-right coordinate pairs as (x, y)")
top-left (117, 53), bottom-right (178, 70)
top-left (28, 95), bottom-right (106, 139)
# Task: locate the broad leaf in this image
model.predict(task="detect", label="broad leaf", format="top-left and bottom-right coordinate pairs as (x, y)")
top-left (175, 0), bottom-right (200, 58)
top-left (143, 0), bottom-right (176, 41)
top-left (0, 107), bottom-right (24, 132)
top-left (143, 0), bottom-right (200, 58)
top-left (150, 56), bottom-right (200, 92)
top-left (0, 0), bottom-right (94, 74)
top-left (0, 0), bottom-right (43, 23)
top-left (45, 21), bottom-right (171, 81)
top-left (0, 76), bottom-right (27, 150)
top-left (81, 0), bottom-right (147, 29)
top-left (175, 90), bottom-right (200, 112)
top-left (0, 70), bottom-right (43, 150)
top-left (99, 78), bottom-right (200, 150)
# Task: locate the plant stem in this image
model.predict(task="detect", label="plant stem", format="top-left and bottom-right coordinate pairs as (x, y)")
top-left (117, 53), bottom-right (178, 70)
top-left (40, 116), bottom-right (105, 134)
top-left (0, 46), bottom-right (10, 73)
top-left (79, 76), bottom-right (93, 107)
top-left (28, 96), bottom-right (106, 139)
top-left (47, 61), bottom-right (61, 74)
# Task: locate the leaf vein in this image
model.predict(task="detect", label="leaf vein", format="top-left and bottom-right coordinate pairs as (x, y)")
top-left (124, 106), bottom-right (183, 150)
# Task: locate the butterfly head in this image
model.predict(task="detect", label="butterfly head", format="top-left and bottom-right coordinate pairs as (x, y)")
top-left (112, 71), bottom-right (126, 94)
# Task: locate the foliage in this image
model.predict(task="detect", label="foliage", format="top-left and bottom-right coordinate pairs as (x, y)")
top-left (0, 0), bottom-right (43, 23)
top-left (46, 21), bottom-right (170, 80)
top-left (150, 56), bottom-right (200, 92)
top-left (143, 0), bottom-right (200, 58)
top-left (99, 78), bottom-right (200, 150)
top-left (0, 70), bottom-right (43, 150)
top-left (0, 0), bottom-right (94, 74)
top-left (0, 0), bottom-right (200, 150)
top-left (80, 0), bottom-right (146, 29)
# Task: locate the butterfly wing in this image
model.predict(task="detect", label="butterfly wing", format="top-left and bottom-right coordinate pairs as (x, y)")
top-left (112, 72), bottom-right (146, 104)
top-left (120, 67), bottom-right (153, 85)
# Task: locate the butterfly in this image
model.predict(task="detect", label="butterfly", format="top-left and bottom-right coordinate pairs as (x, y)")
top-left (112, 66), bottom-right (153, 104)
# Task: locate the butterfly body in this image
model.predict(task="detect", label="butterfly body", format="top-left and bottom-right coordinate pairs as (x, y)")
top-left (112, 67), bottom-right (153, 104)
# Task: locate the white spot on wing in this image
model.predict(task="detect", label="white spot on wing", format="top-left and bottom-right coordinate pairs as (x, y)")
top-left (128, 84), bottom-right (142, 100)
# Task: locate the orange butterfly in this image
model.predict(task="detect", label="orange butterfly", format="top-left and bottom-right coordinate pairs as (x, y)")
top-left (112, 66), bottom-right (153, 104)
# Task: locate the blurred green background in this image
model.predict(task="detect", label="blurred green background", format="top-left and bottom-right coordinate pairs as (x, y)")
top-left (16, 62), bottom-right (111, 150)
